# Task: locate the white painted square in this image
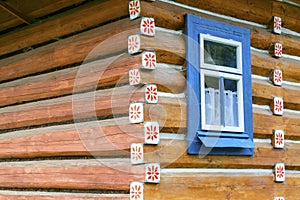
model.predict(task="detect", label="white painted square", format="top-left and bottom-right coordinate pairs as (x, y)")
top-left (145, 163), bottom-right (160, 183)
top-left (273, 16), bottom-right (282, 34)
top-left (273, 130), bottom-right (284, 149)
top-left (129, 103), bottom-right (144, 123)
top-left (274, 163), bottom-right (285, 182)
top-left (272, 97), bottom-right (284, 116)
top-left (129, 69), bottom-right (141, 86)
top-left (274, 43), bottom-right (282, 58)
top-left (142, 51), bottom-right (156, 69)
top-left (272, 69), bottom-right (283, 86)
top-left (144, 121), bottom-right (160, 144)
top-left (130, 182), bottom-right (144, 200)
top-left (274, 197), bottom-right (285, 200)
top-left (140, 17), bottom-right (155, 36)
top-left (145, 84), bottom-right (158, 104)
top-left (129, 0), bottom-right (141, 20)
top-left (128, 34), bottom-right (141, 54)
top-left (130, 143), bottom-right (144, 164)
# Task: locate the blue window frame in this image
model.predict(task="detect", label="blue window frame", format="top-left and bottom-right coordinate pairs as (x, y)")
top-left (186, 14), bottom-right (254, 155)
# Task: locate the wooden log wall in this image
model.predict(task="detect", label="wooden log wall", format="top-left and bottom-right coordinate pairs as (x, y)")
top-left (0, 0), bottom-right (299, 199)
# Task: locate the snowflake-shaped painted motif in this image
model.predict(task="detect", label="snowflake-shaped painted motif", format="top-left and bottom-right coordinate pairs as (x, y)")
top-left (274, 197), bottom-right (285, 200)
top-left (142, 51), bottom-right (156, 69)
top-left (129, 103), bottom-right (144, 123)
top-left (128, 35), bottom-right (140, 54)
top-left (140, 17), bottom-right (155, 36)
top-left (130, 182), bottom-right (143, 200)
top-left (130, 143), bottom-right (143, 164)
top-left (274, 43), bottom-right (282, 57)
top-left (273, 69), bottom-right (282, 86)
top-left (129, 69), bottom-right (141, 85)
top-left (129, 0), bottom-right (140, 20)
top-left (145, 84), bottom-right (158, 104)
top-left (275, 163), bottom-right (285, 182)
top-left (273, 97), bottom-right (283, 115)
top-left (273, 16), bottom-right (282, 34)
top-left (276, 166), bottom-right (285, 178)
top-left (275, 132), bottom-right (284, 146)
top-left (144, 122), bottom-right (159, 144)
top-left (145, 163), bottom-right (160, 183)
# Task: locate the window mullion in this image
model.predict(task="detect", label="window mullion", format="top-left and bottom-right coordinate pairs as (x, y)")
top-left (220, 76), bottom-right (225, 128)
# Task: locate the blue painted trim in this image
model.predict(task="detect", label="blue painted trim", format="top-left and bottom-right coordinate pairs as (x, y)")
top-left (186, 14), bottom-right (254, 156)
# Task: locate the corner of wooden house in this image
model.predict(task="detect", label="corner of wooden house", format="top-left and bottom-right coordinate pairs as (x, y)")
top-left (0, 0), bottom-right (299, 199)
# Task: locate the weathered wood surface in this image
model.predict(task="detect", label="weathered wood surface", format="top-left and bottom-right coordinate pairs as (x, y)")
top-left (252, 76), bottom-right (300, 110)
top-left (0, 192), bottom-right (128, 200)
top-left (144, 170), bottom-right (300, 199)
top-left (0, 0), bottom-right (128, 56)
top-left (0, 117), bottom-right (144, 158)
top-left (0, 20), bottom-right (184, 83)
top-left (141, 0), bottom-right (300, 58)
top-left (0, 54), bottom-right (185, 107)
top-left (172, 0), bottom-right (300, 33)
top-left (0, 0), bottom-right (86, 33)
top-left (144, 140), bottom-right (300, 170)
top-left (0, 159), bottom-right (144, 190)
top-left (0, 86), bottom-right (186, 131)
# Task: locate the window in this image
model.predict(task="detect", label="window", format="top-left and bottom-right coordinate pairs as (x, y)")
top-left (186, 14), bottom-right (254, 155)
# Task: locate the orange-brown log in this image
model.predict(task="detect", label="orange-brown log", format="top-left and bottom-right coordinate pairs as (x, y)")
top-left (141, 0), bottom-right (300, 57)
top-left (0, 0), bottom-right (85, 32)
top-left (0, 159), bottom-right (144, 190)
top-left (0, 0), bottom-right (128, 56)
top-left (172, 0), bottom-right (300, 33)
top-left (144, 170), bottom-right (300, 199)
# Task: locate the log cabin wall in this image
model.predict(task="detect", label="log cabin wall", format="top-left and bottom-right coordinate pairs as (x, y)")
top-left (0, 0), bottom-right (299, 199)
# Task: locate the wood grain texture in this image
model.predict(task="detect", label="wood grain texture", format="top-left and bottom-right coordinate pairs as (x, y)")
top-left (144, 139), bottom-right (300, 170)
top-left (0, 20), bottom-right (184, 83)
top-left (0, 0), bottom-right (86, 32)
top-left (0, 191), bottom-right (128, 200)
top-left (141, 0), bottom-right (300, 57)
top-left (0, 0), bottom-right (128, 56)
top-left (0, 85), bottom-right (186, 131)
top-left (144, 170), bottom-right (300, 199)
top-left (172, 0), bottom-right (300, 33)
top-left (0, 159), bottom-right (144, 190)
top-left (0, 117), bottom-right (144, 158)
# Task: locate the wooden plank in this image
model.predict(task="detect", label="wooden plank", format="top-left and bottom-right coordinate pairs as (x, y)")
top-left (144, 140), bottom-right (300, 170)
top-left (141, 0), bottom-right (300, 57)
top-left (0, 159), bottom-right (144, 190)
top-left (0, 117), bottom-right (144, 158)
top-left (0, 19), bottom-right (184, 82)
top-left (0, 0), bottom-right (128, 56)
top-left (144, 170), bottom-right (300, 199)
top-left (0, 192), bottom-right (128, 200)
top-left (0, 54), bottom-right (185, 107)
top-left (252, 50), bottom-right (300, 83)
top-left (252, 76), bottom-right (300, 110)
top-left (0, 0), bottom-right (86, 32)
top-left (0, 85), bottom-right (186, 131)
top-left (172, 0), bottom-right (300, 33)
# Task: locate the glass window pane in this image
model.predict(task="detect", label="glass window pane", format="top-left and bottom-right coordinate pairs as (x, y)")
top-left (224, 79), bottom-right (239, 127)
top-left (204, 40), bottom-right (237, 69)
top-left (204, 76), bottom-right (221, 126)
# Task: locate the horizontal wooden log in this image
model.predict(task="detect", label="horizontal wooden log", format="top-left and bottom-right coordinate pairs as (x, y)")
top-left (0, 18), bottom-right (184, 83)
top-left (0, 105), bottom-right (299, 159)
top-left (144, 139), bottom-right (300, 170)
top-left (141, 0), bottom-right (300, 57)
top-left (144, 170), bottom-right (300, 199)
top-left (0, 54), bottom-right (185, 107)
top-left (0, 192), bottom-right (128, 200)
top-left (0, 117), bottom-right (144, 158)
top-left (0, 159), bottom-right (143, 190)
top-left (252, 76), bottom-right (300, 110)
top-left (0, 0), bottom-right (86, 33)
top-left (0, 85), bottom-right (186, 131)
top-left (172, 0), bottom-right (300, 33)
top-left (0, 0), bottom-right (128, 56)
top-left (252, 50), bottom-right (300, 83)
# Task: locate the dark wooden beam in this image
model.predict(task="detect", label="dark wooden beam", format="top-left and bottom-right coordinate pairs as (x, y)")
top-left (0, 1), bottom-right (33, 24)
